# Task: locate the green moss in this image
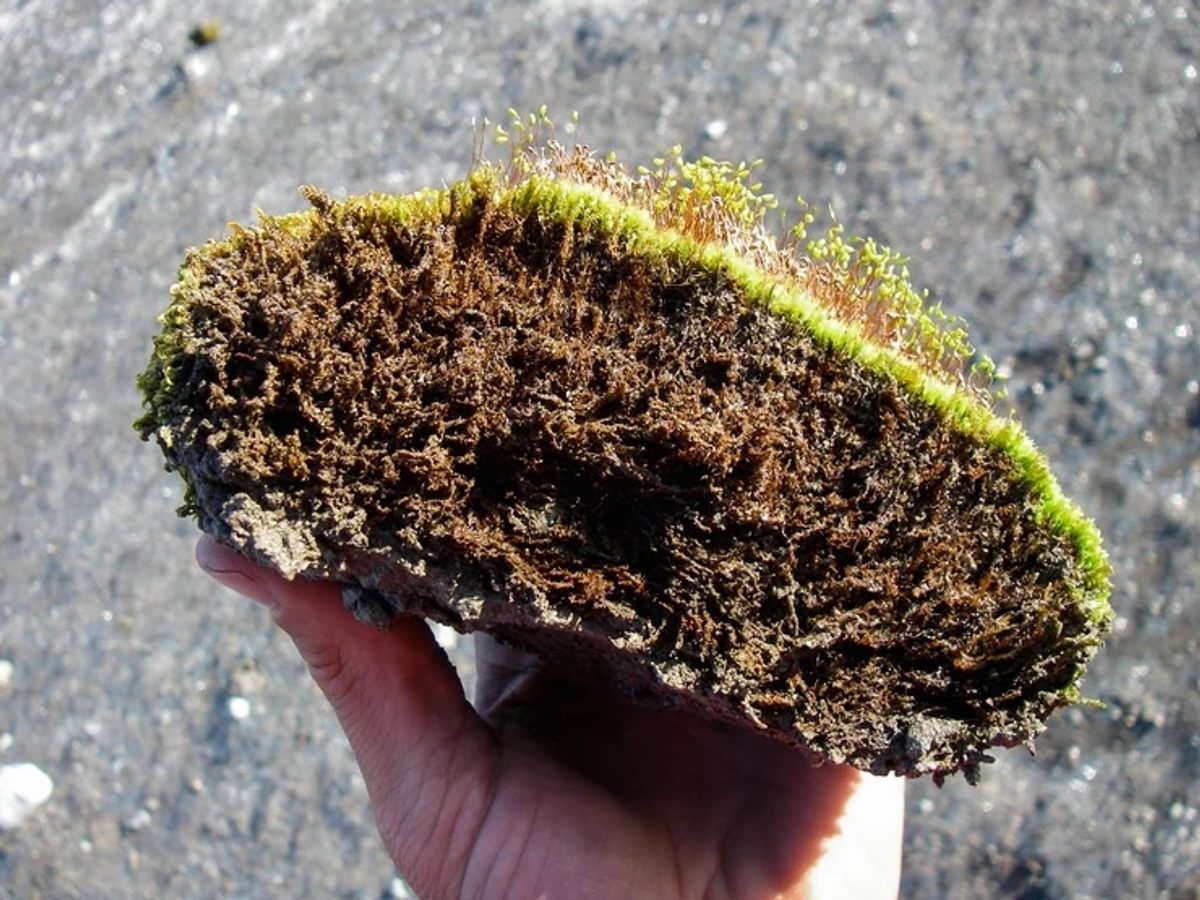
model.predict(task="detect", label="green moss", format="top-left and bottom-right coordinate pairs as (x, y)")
top-left (134, 265), bottom-right (195, 442)
top-left (137, 263), bottom-right (211, 514)
top-left (137, 136), bottom-right (1111, 634)
top-left (134, 129), bottom-right (1118, 774)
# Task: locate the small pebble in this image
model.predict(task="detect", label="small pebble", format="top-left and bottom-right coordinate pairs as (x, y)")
top-left (181, 54), bottom-right (212, 85)
top-left (0, 659), bottom-right (13, 690)
top-left (227, 696), bottom-right (251, 720)
top-left (125, 808), bottom-right (152, 832)
top-left (705, 118), bottom-right (728, 140)
top-left (0, 763), bottom-right (54, 830)
top-left (189, 21), bottom-right (220, 47)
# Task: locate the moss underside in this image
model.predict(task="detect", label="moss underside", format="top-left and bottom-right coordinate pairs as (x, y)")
top-left (139, 180), bottom-right (1110, 778)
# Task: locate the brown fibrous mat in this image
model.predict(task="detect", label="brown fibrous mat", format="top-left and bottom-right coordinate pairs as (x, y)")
top-left (147, 190), bottom-right (1102, 780)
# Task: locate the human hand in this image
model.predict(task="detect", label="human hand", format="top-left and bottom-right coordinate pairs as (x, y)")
top-left (197, 535), bottom-right (903, 899)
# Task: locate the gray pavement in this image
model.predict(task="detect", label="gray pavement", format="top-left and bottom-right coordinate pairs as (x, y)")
top-left (1, 1), bottom-right (1197, 897)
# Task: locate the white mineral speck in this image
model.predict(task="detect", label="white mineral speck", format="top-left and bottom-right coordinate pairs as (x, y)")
top-left (0, 659), bottom-right (12, 690)
top-left (181, 54), bottom-right (211, 84)
top-left (0, 734), bottom-right (12, 752)
top-left (705, 118), bottom-right (728, 140)
top-left (125, 808), bottom-right (152, 832)
top-left (227, 696), bottom-right (251, 720)
top-left (0, 763), bottom-right (54, 830)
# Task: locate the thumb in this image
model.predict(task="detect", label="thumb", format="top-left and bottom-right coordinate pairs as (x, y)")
top-left (195, 536), bottom-right (500, 896)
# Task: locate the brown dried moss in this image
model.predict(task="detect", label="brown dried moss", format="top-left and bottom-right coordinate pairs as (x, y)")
top-left (139, 184), bottom-right (1105, 780)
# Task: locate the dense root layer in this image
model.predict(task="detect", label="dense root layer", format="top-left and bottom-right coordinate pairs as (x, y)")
top-left (140, 188), bottom-right (1106, 779)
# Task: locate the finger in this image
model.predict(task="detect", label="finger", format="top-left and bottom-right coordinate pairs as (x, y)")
top-left (195, 535), bottom-right (500, 897)
top-left (472, 633), bottom-right (550, 729)
top-left (195, 534), bottom-right (279, 609)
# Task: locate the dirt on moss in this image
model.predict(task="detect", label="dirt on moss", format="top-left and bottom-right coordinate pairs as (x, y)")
top-left (140, 188), bottom-right (1104, 779)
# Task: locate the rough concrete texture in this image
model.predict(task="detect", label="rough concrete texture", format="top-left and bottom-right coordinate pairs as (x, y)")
top-left (0, 1), bottom-right (1195, 897)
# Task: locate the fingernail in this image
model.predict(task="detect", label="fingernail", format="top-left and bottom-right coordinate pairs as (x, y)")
top-left (195, 536), bottom-right (278, 610)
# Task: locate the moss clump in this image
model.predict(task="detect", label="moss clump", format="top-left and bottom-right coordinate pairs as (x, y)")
top-left (136, 131), bottom-right (1110, 781)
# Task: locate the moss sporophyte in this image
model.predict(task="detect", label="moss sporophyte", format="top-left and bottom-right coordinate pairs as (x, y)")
top-left (136, 116), bottom-right (1111, 782)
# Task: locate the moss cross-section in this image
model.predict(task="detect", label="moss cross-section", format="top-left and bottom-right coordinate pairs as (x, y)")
top-left (137, 140), bottom-right (1111, 781)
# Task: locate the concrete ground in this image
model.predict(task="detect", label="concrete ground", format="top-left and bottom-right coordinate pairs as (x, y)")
top-left (1, 1), bottom-right (1196, 897)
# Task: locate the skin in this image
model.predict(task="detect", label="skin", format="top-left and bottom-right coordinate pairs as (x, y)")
top-left (197, 534), bottom-right (904, 899)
